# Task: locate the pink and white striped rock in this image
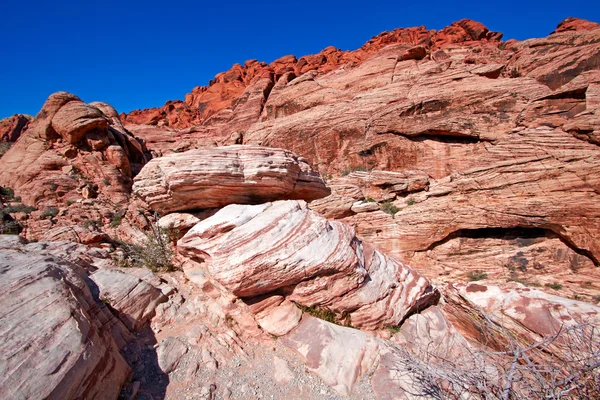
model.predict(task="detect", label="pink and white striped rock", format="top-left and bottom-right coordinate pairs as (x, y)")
top-left (451, 282), bottom-right (600, 342)
top-left (133, 145), bottom-right (330, 214)
top-left (178, 200), bottom-right (438, 329)
top-left (0, 238), bottom-right (131, 399)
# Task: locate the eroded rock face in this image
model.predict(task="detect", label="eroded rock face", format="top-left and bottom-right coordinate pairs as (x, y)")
top-left (178, 200), bottom-right (438, 329)
top-left (281, 315), bottom-right (381, 396)
top-left (121, 19), bottom-right (503, 132)
top-left (133, 146), bottom-right (330, 214)
top-left (0, 92), bottom-right (151, 243)
top-left (449, 282), bottom-right (600, 342)
top-left (0, 237), bottom-right (131, 399)
top-left (0, 114), bottom-right (32, 143)
top-left (90, 269), bottom-right (167, 331)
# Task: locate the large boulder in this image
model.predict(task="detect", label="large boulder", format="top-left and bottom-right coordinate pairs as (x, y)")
top-left (0, 238), bottom-right (131, 399)
top-left (90, 269), bottom-right (167, 331)
top-left (133, 145), bottom-right (330, 213)
top-left (51, 101), bottom-right (107, 144)
top-left (0, 92), bottom-right (150, 243)
top-left (178, 200), bottom-right (438, 329)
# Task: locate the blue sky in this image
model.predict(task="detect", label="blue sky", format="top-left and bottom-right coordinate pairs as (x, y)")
top-left (1, 1), bottom-right (598, 119)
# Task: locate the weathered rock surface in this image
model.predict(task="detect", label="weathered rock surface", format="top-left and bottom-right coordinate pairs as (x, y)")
top-left (122, 19), bottom-right (504, 132)
top-left (0, 92), bottom-right (152, 243)
top-left (133, 146), bottom-right (330, 213)
top-left (90, 269), bottom-right (167, 330)
top-left (281, 315), bottom-right (380, 395)
top-left (0, 237), bottom-right (131, 399)
top-left (178, 200), bottom-right (438, 329)
top-left (2, 17), bottom-right (600, 400)
top-left (448, 282), bottom-right (600, 344)
top-left (0, 114), bottom-right (32, 143)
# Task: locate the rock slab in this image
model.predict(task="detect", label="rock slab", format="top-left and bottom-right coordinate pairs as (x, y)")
top-left (133, 145), bottom-right (330, 214)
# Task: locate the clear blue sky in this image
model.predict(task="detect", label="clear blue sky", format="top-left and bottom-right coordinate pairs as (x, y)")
top-left (1, 1), bottom-right (598, 119)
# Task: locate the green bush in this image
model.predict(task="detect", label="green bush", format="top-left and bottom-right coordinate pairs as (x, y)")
top-left (545, 282), bottom-right (563, 290)
top-left (380, 202), bottom-right (399, 216)
top-left (0, 142), bottom-right (11, 158)
top-left (5, 204), bottom-right (36, 214)
top-left (115, 225), bottom-right (174, 272)
top-left (364, 197), bottom-right (377, 203)
top-left (468, 270), bottom-right (488, 281)
top-left (109, 209), bottom-right (126, 228)
top-left (0, 207), bottom-right (21, 234)
top-left (405, 197), bottom-right (416, 206)
top-left (386, 325), bottom-right (402, 334)
top-left (0, 186), bottom-right (15, 199)
top-left (297, 304), bottom-right (338, 324)
top-left (41, 207), bottom-right (59, 219)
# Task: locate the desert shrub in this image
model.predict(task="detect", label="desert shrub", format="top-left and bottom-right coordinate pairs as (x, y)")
top-left (41, 207), bottom-right (59, 219)
top-left (386, 318), bottom-right (600, 399)
top-left (5, 204), bottom-right (36, 214)
top-left (109, 209), bottom-right (126, 228)
top-left (115, 225), bottom-right (174, 272)
top-left (386, 325), bottom-right (402, 334)
top-left (364, 197), bottom-right (377, 203)
top-left (0, 142), bottom-right (11, 158)
top-left (380, 202), bottom-right (399, 216)
top-left (468, 270), bottom-right (488, 281)
top-left (0, 186), bottom-right (15, 199)
top-left (297, 304), bottom-right (338, 324)
top-left (83, 219), bottom-right (102, 229)
top-left (545, 282), bottom-right (563, 290)
top-left (0, 208), bottom-right (21, 234)
top-left (405, 197), bottom-right (416, 206)
top-left (0, 220), bottom-right (20, 234)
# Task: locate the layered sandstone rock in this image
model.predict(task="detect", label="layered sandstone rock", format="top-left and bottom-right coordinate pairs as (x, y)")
top-left (178, 200), bottom-right (439, 330)
top-left (448, 282), bottom-right (600, 343)
top-left (0, 237), bottom-right (131, 399)
top-left (0, 114), bottom-right (32, 143)
top-left (133, 146), bottom-right (330, 214)
top-left (121, 19), bottom-right (504, 132)
top-left (0, 92), bottom-right (151, 243)
top-left (90, 269), bottom-right (168, 331)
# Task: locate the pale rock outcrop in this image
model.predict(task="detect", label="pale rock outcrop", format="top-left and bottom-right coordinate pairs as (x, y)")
top-left (158, 212), bottom-right (201, 231)
top-left (281, 315), bottom-right (380, 396)
top-left (450, 282), bottom-right (600, 343)
top-left (157, 337), bottom-right (189, 374)
top-left (253, 297), bottom-right (303, 336)
top-left (133, 145), bottom-right (330, 214)
top-left (90, 269), bottom-right (167, 331)
top-left (178, 200), bottom-right (438, 330)
top-left (0, 238), bottom-right (131, 399)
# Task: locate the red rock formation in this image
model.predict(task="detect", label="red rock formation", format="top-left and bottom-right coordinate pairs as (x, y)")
top-left (0, 92), bottom-right (152, 243)
top-left (0, 114), bottom-right (32, 143)
top-left (552, 17), bottom-right (600, 33)
top-left (121, 19), bottom-right (504, 131)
